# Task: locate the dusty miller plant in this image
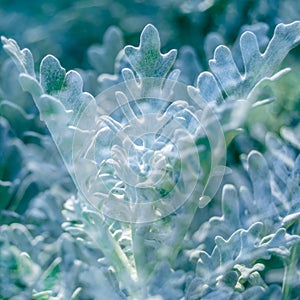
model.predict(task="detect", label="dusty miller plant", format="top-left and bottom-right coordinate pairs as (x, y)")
top-left (1, 18), bottom-right (300, 300)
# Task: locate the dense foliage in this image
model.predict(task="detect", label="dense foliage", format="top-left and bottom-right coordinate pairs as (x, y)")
top-left (1, 1), bottom-right (300, 299)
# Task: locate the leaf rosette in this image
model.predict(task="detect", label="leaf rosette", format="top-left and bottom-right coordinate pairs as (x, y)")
top-left (72, 77), bottom-right (226, 223)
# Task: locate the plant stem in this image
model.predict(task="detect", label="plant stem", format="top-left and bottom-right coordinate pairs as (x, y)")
top-left (282, 221), bottom-right (300, 300)
top-left (82, 211), bottom-right (138, 295)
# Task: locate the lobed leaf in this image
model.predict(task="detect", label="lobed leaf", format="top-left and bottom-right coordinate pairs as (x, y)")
top-left (124, 24), bottom-right (177, 79)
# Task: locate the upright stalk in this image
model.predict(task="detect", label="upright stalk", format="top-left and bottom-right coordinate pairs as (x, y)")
top-left (282, 221), bottom-right (300, 300)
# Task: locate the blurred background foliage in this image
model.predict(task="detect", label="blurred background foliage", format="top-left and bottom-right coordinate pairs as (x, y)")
top-left (1, 0), bottom-right (300, 299)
